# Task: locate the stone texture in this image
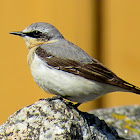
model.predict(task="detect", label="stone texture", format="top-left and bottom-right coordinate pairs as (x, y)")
top-left (90, 105), bottom-right (140, 140)
top-left (0, 97), bottom-right (122, 140)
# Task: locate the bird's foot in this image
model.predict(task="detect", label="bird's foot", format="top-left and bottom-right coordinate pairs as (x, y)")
top-left (74, 103), bottom-right (81, 108)
top-left (48, 95), bottom-right (63, 101)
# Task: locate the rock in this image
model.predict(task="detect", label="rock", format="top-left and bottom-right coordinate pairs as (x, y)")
top-left (0, 97), bottom-right (122, 140)
top-left (90, 105), bottom-right (140, 140)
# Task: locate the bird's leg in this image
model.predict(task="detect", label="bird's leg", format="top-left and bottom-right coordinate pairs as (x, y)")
top-left (56, 95), bottom-right (63, 100)
top-left (48, 95), bottom-right (63, 101)
top-left (74, 103), bottom-right (81, 108)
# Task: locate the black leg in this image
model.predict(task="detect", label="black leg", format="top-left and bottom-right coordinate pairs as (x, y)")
top-left (56, 95), bottom-right (63, 100)
top-left (74, 103), bottom-right (81, 108)
top-left (48, 95), bottom-right (63, 101)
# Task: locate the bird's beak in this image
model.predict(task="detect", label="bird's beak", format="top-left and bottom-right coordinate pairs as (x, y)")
top-left (10, 31), bottom-right (25, 37)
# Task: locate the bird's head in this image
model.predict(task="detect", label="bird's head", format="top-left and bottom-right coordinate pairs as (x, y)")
top-left (10, 22), bottom-right (64, 49)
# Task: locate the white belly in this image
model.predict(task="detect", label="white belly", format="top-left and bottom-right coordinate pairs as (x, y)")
top-left (29, 53), bottom-right (119, 103)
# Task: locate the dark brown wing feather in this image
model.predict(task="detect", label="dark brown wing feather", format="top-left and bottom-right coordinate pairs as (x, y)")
top-left (35, 47), bottom-right (140, 94)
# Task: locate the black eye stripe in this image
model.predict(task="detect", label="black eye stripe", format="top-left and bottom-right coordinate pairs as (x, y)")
top-left (25, 30), bottom-right (43, 38)
top-left (24, 30), bottom-right (53, 41)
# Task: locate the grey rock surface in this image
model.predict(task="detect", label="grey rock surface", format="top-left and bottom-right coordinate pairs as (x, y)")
top-left (90, 105), bottom-right (140, 140)
top-left (0, 97), bottom-right (122, 140)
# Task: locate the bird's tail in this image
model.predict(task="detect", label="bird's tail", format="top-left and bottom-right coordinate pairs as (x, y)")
top-left (119, 79), bottom-right (140, 95)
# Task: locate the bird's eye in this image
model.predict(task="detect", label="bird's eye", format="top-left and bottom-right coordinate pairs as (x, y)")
top-left (25, 30), bottom-right (43, 38)
top-left (32, 30), bottom-right (42, 37)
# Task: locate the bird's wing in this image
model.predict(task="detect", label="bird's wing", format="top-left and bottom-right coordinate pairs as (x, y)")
top-left (35, 47), bottom-right (119, 84)
top-left (35, 46), bottom-right (140, 94)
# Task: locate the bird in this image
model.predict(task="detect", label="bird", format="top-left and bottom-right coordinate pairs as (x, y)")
top-left (10, 22), bottom-right (140, 104)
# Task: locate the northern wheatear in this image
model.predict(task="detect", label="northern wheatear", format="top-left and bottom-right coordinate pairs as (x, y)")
top-left (10, 22), bottom-right (140, 104)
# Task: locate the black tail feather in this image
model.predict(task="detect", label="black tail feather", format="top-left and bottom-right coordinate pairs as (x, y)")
top-left (120, 79), bottom-right (140, 95)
